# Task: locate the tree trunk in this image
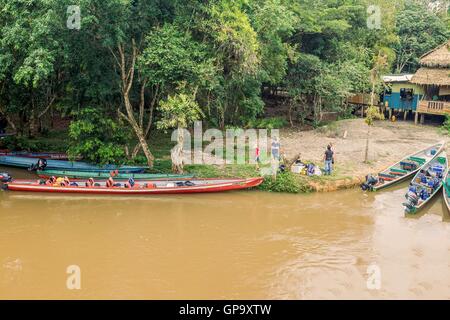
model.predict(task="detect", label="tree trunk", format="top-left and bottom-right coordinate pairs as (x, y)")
top-left (171, 127), bottom-right (184, 173)
top-left (364, 125), bottom-right (370, 163)
top-left (114, 40), bottom-right (155, 168)
top-left (29, 106), bottom-right (37, 138)
top-left (0, 106), bottom-right (17, 132)
top-left (120, 101), bottom-right (154, 168)
top-left (129, 85), bottom-right (158, 159)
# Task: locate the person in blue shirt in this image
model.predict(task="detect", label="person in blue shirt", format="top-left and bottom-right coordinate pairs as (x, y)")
top-left (271, 137), bottom-right (280, 161)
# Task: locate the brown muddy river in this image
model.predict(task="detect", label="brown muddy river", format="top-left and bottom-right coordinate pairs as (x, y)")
top-left (1, 167), bottom-right (450, 299)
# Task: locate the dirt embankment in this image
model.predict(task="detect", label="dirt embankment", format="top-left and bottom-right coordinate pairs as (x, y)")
top-left (280, 119), bottom-right (449, 192)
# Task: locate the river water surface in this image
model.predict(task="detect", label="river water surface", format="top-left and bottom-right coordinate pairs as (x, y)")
top-left (1, 167), bottom-right (450, 299)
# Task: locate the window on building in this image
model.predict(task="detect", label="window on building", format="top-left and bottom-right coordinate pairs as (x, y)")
top-left (400, 88), bottom-right (413, 100)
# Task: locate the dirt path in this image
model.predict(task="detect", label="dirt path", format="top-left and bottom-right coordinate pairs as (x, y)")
top-left (280, 119), bottom-right (449, 190)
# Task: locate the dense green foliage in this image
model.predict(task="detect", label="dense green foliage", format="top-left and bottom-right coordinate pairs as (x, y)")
top-left (67, 108), bottom-right (130, 164)
top-left (0, 0), bottom-right (448, 165)
top-left (394, 0), bottom-right (449, 73)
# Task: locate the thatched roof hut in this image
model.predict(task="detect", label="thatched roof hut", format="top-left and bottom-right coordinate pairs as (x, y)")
top-left (411, 68), bottom-right (450, 86)
top-left (411, 40), bottom-right (450, 86)
top-left (419, 40), bottom-right (450, 68)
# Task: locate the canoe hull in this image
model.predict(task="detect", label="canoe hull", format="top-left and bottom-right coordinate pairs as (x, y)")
top-left (5, 178), bottom-right (264, 195)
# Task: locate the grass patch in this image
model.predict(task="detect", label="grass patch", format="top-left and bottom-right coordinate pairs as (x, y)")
top-left (306, 166), bottom-right (351, 182)
top-left (185, 164), bottom-right (258, 178)
top-left (259, 171), bottom-right (312, 193)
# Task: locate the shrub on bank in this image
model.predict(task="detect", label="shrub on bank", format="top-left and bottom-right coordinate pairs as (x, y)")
top-left (258, 171), bottom-right (311, 194)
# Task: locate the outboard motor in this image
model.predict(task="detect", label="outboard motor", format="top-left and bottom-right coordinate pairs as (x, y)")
top-left (361, 174), bottom-right (379, 191)
top-left (0, 172), bottom-right (12, 183)
top-left (403, 191), bottom-right (419, 212)
top-left (29, 158), bottom-right (47, 171)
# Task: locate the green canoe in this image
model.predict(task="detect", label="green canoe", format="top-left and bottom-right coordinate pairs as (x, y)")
top-left (37, 169), bottom-right (194, 180)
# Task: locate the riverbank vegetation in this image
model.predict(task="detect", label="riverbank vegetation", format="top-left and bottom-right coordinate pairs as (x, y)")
top-left (0, 0), bottom-right (449, 192)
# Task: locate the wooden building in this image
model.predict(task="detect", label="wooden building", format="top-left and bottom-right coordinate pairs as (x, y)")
top-left (382, 74), bottom-right (424, 112)
top-left (411, 40), bottom-right (450, 124)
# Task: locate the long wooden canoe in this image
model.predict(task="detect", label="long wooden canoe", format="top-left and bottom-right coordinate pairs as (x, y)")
top-left (0, 155), bottom-right (147, 173)
top-left (404, 151), bottom-right (448, 214)
top-left (5, 177), bottom-right (264, 195)
top-left (36, 169), bottom-right (193, 180)
top-left (365, 142), bottom-right (445, 191)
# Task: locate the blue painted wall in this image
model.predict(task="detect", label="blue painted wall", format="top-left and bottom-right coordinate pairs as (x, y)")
top-left (383, 93), bottom-right (422, 111)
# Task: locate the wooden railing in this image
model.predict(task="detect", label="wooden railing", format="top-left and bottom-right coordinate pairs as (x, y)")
top-left (417, 100), bottom-right (450, 115)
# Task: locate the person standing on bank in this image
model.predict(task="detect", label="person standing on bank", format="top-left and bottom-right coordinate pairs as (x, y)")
top-left (324, 145), bottom-right (334, 175)
top-left (271, 136), bottom-right (280, 161)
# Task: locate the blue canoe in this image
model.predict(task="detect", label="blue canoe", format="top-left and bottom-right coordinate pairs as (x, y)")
top-left (0, 156), bottom-right (147, 173)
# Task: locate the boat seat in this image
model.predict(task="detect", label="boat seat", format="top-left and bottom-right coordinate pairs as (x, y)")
top-left (379, 173), bottom-right (396, 181)
top-left (408, 156), bottom-right (426, 164)
top-left (391, 168), bottom-right (408, 174)
top-left (389, 171), bottom-right (405, 176)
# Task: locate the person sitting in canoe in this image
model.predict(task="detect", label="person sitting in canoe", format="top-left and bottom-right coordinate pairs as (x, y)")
top-left (45, 176), bottom-right (57, 186)
top-left (85, 178), bottom-right (95, 188)
top-left (124, 178), bottom-right (136, 189)
top-left (106, 176), bottom-right (115, 188)
top-left (63, 176), bottom-right (70, 187)
top-left (53, 176), bottom-right (69, 187)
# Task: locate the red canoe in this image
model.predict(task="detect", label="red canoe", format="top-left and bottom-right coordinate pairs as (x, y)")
top-left (5, 177), bottom-right (264, 195)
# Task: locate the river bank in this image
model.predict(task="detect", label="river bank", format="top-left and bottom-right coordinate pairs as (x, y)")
top-left (279, 118), bottom-right (449, 192)
top-left (1, 118), bottom-right (448, 193)
top-left (184, 118), bottom-right (449, 193)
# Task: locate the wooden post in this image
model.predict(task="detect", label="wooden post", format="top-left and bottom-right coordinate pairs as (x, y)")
top-left (415, 111), bottom-right (419, 125)
top-left (420, 114), bottom-right (425, 124)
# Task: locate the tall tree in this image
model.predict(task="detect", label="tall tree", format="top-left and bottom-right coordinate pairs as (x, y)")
top-left (394, 0), bottom-right (449, 73)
